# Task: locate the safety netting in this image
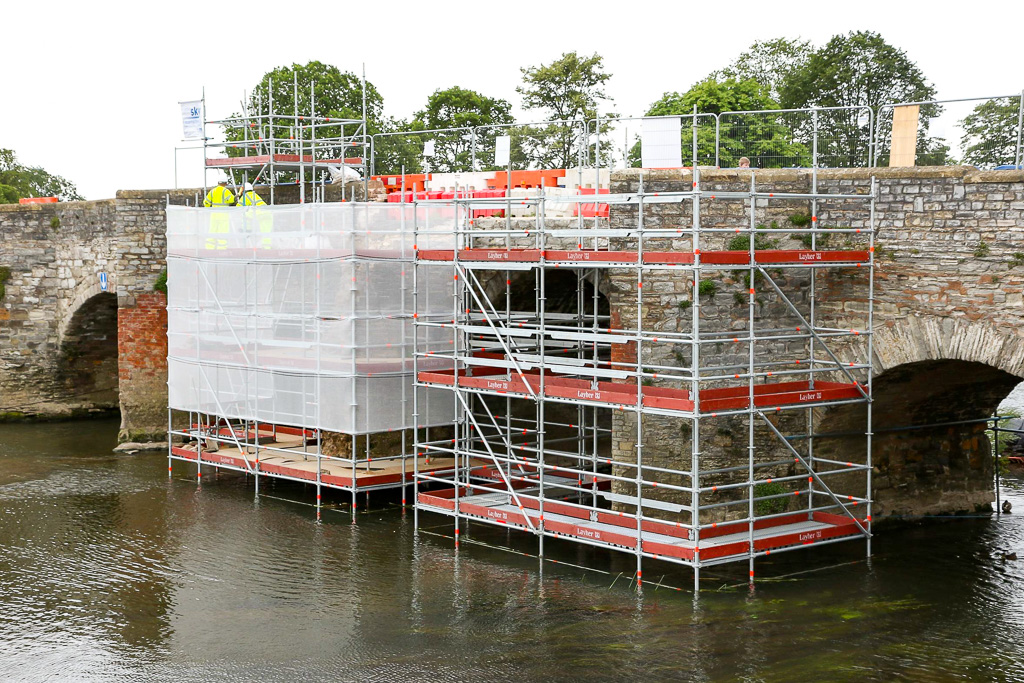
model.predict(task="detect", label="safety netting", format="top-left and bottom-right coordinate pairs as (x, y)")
top-left (165, 203), bottom-right (455, 434)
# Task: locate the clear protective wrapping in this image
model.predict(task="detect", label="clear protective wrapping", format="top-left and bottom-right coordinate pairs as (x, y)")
top-left (166, 203), bottom-right (454, 434)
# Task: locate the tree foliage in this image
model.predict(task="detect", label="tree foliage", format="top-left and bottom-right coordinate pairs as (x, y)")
top-left (633, 78), bottom-right (808, 168)
top-left (0, 149), bottom-right (82, 203)
top-left (413, 87), bottom-right (514, 173)
top-left (517, 52), bottom-right (615, 168)
top-left (780, 31), bottom-right (946, 165)
top-left (960, 97), bottom-right (1022, 168)
top-left (716, 38), bottom-right (812, 103)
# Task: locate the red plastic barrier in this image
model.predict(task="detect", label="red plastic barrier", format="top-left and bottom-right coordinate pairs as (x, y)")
top-left (575, 187), bottom-right (610, 218)
top-left (472, 188), bottom-right (506, 218)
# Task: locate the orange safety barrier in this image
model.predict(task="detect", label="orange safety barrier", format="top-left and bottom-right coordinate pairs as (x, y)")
top-left (487, 169), bottom-right (565, 190)
top-left (19, 197), bottom-right (58, 204)
top-left (373, 174), bottom-right (430, 193)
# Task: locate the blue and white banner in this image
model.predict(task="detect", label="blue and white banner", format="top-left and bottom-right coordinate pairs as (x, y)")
top-left (179, 100), bottom-right (203, 140)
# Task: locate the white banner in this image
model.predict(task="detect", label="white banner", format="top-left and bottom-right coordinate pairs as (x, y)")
top-left (423, 139), bottom-right (436, 157)
top-left (641, 117), bottom-right (682, 169)
top-left (179, 100), bottom-right (203, 140)
top-left (494, 135), bottom-right (511, 166)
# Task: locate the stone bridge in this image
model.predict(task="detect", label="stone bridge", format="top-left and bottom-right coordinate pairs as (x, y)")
top-left (0, 190), bottom-right (193, 440)
top-left (0, 167), bottom-right (1022, 517)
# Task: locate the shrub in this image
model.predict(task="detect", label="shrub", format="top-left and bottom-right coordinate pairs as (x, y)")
top-left (698, 279), bottom-right (717, 297)
top-left (0, 266), bottom-right (10, 301)
top-left (789, 213), bottom-right (812, 227)
top-left (974, 241), bottom-right (990, 258)
top-left (754, 481), bottom-right (789, 516)
top-left (153, 268), bottom-right (168, 296)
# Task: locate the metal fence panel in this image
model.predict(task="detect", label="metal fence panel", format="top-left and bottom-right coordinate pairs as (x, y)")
top-left (874, 95), bottom-right (1024, 169)
top-left (718, 106), bottom-right (871, 169)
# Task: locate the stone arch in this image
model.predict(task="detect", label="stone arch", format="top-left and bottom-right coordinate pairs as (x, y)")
top-left (57, 291), bottom-right (119, 412)
top-left (817, 357), bottom-right (1021, 518)
top-left (795, 315), bottom-right (1024, 518)
top-left (872, 315), bottom-right (1024, 379)
top-left (58, 271), bottom-right (118, 347)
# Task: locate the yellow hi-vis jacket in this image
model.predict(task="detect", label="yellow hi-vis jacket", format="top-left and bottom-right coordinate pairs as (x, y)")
top-left (238, 190), bottom-right (266, 206)
top-left (239, 191), bottom-right (272, 248)
top-left (204, 185), bottom-right (235, 249)
top-left (203, 184), bottom-right (236, 207)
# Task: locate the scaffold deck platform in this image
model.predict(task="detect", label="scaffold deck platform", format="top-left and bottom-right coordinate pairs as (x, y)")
top-left (207, 154), bottom-right (363, 170)
top-left (171, 425), bottom-right (466, 492)
top-left (418, 487), bottom-right (864, 564)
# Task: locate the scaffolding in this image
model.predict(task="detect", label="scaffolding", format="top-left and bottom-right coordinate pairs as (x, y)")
top-left (412, 170), bottom-right (875, 587)
top-left (201, 73), bottom-right (370, 204)
top-left (165, 200), bottom-right (458, 507)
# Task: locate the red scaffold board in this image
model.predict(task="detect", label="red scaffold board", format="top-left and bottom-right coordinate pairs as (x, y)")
top-left (418, 369), bottom-right (865, 412)
top-left (416, 248), bottom-right (869, 265)
top-left (206, 154), bottom-right (355, 167)
top-left (418, 487), bottom-right (865, 562)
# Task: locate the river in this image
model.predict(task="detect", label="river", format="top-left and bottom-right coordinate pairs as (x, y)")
top-left (1, 419), bottom-right (1022, 682)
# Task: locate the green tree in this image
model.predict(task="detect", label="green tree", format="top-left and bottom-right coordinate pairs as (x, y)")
top-left (517, 52), bottom-right (615, 168)
top-left (375, 117), bottom-right (424, 175)
top-left (716, 38), bottom-right (812, 103)
top-left (960, 97), bottom-right (1023, 168)
top-left (413, 86), bottom-right (514, 173)
top-left (0, 149), bottom-right (82, 203)
top-left (780, 31), bottom-right (945, 166)
top-left (632, 78), bottom-right (809, 168)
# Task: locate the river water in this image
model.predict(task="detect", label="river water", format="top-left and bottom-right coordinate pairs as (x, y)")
top-left (1, 419), bottom-right (1023, 682)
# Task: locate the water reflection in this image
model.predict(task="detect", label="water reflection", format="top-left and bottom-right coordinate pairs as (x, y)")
top-left (0, 419), bottom-right (1022, 682)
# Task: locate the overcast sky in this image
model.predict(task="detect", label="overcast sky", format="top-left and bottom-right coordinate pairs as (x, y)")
top-left (4, 0), bottom-right (1021, 199)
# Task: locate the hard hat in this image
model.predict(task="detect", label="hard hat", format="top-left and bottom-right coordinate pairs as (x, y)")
top-left (244, 182), bottom-right (254, 191)
top-left (217, 178), bottom-right (228, 184)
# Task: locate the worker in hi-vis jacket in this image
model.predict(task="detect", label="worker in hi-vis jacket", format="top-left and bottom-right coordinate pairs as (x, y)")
top-left (237, 182), bottom-right (272, 248)
top-left (203, 179), bottom-right (235, 249)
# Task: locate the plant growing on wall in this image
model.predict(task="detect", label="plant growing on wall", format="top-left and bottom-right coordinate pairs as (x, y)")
top-left (0, 266), bottom-right (10, 301)
top-left (754, 481), bottom-right (789, 515)
top-left (153, 268), bottom-right (167, 296)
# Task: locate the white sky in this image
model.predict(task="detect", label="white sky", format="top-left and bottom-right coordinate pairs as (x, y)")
top-left (4, 0), bottom-right (1022, 199)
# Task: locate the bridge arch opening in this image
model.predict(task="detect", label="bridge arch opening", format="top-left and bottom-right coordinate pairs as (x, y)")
top-left (818, 359), bottom-right (1022, 518)
top-left (507, 269), bottom-right (610, 318)
top-left (58, 292), bottom-right (119, 413)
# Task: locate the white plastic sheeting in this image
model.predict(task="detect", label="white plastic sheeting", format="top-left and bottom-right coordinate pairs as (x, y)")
top-left (166, 203), bottom-right (455, 434)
